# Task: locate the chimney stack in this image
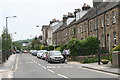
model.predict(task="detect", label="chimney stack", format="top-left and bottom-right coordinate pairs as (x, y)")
top-left (82, 3), bottom-right (91, 11)
top-left (93, 0), bottom-right (103, 7)
top-left (67, 12), bottom-right (74, 18)
top-left (50, 18), bottom-right (59, 24)
top-left (74, 8), bottom-right (81, 17)
top-left (63, 15), bottom-right (68, 23)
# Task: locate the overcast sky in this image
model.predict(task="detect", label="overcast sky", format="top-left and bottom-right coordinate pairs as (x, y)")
top-left (0, 0), bottom-right (94, 41)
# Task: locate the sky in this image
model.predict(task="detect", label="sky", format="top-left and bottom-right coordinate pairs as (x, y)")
top-left (0, 0), bottom-right (94, 41)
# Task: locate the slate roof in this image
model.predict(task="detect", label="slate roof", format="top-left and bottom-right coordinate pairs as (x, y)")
top-left (53, 23), bottom-right (65, 33)
top-left (53, 2), bottom-right (120, 33)
top-left (76, 2), bottom-right (120, 24)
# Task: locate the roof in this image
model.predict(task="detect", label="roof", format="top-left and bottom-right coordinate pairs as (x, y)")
top-left (53, 23), bottom-right (65, 33)
top-left (53, 2), bottom-right (120, 33)
top-left (76, 2), bottom-right (120, 24)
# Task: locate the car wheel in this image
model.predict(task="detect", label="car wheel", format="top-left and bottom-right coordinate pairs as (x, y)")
top-left (48, 60), bottom-right (50, 63)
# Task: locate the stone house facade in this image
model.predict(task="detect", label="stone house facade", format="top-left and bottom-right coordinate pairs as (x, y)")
top-left (52, 1), bottom-right (120, 52)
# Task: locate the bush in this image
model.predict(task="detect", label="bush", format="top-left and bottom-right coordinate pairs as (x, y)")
top-left (40, 45), bottom-right (45, 50)
top-left (67, 37), bottom-right (99, 56)
top-left (83, 57), bottom-right (98, 63)
top-left (83, 37), bottom-right (99, 55)
top-left (112, 45), bottom-right (120, 51)
top-left (47, 45), bottom-right (54, 51)
top-left (55, 47), bottom-right (61, 51)
top-left (67, 38), bottom-right (81, 56)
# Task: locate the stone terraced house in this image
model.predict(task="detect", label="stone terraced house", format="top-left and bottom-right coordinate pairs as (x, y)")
top-left (74, 1), bottom-right (120, 52)
top-left (42, 0), bottom-right (120, 52)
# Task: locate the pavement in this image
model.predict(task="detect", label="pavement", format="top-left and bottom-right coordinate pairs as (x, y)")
top-left (0, 54), bottom-right (120, 78)
top-left (0, 54), bottom-right (17, 79)
top-left (68, 61), bottom-right (120, 76)
top-left (82, 62), bottom-right (120, 76)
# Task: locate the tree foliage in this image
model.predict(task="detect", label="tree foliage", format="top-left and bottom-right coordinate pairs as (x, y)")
top-left (67, 38), bottom-right (82, 56)
top-left (31, 37), bottom-right (41, 50)
top-left (67, 37), bottom-right (99, 56)
top-left (2, 27), bottom-right (12, 51)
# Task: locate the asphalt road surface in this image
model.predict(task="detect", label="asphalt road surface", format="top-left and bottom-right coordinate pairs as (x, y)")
top-left (12, 53), bottom-right (119, 80)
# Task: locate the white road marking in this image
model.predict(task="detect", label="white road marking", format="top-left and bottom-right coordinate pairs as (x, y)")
top-left (57, 66), bottom-right (60, 68)
top-left (47, 69), bottom-right (54, 73)
top-left (57, 74), bottom-right (68, 78)
top-left (38, 64), bottom-right (41, 66)
top-left (42, 66), bottom-right (47, 69)
top-left (82, 68), bottom-right (118, 77)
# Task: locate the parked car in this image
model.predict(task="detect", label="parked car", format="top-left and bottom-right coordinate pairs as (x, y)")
top-left (30, 50), bottom-right (34, 54)
top-left (47, 51), bottom-right (64, 63)
top-left (32, 50), bottom-right (37, 56)
top-left (16, 50), bottom-right (20, 53)
top-left (23, 50), bottom-right (28, 53)
top-left (41, 51), bottom-right (48, 60)
top-left (37, 50), bottom-right (47, 59)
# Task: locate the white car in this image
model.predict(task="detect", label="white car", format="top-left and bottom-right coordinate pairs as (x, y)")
top-left (37, 50), bottom-right (47, 59)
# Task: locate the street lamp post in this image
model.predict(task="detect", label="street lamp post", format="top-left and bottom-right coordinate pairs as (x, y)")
top-left (6, 16), bottom-right (17, 29)
top-left (5, 16), bottom-right (17, 59)
top-left (96, 7), bottom-right (100, 65)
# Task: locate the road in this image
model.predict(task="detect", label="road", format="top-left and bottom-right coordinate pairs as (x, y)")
top-left (12, 53), bottom-right (119, 79)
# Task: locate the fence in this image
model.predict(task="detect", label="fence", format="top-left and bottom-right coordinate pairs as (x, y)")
top-left (0, 50), bottom-right (2, 64)
top-left (1, 50), bottom-right (11, 64)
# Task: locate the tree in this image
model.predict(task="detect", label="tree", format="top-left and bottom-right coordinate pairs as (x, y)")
top-left (67, 37), bottom-right (99, 56)
top-left (84, 37), bottom-right (99, 55)
top-left (31, 37), bottom-right (41, 50)
top-left (2, 27), bottom-right (12, 61)
top-left (2, 27), bottom-right (12, 51)
top-left (67, 38), bottom-right (82, 56)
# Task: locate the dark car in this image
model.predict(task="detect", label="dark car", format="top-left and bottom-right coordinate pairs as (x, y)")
top-left (16, 50), bottom-right (20, 53)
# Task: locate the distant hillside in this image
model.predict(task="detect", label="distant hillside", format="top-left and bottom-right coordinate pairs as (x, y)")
top-left (15, 39), bottom-right (33, 43)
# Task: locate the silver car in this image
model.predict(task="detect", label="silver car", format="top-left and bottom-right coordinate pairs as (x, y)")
top-left (47, 51), bottom-right (64, 63)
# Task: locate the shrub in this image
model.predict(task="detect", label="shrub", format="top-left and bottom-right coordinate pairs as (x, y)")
top-left (47, 45), bottom-right (54, 51)
top-left (112, 45), bottom-right (120, 51)
top-left (84, 37), bottom-right (99, 55)
top-left (60, 44), bottom-right (68, 51)
top-left (40, 45), bottom-right (45, 50)
top-left (67, 38), bottom-right (81, 56)
top-left (55, 47), bottom-right (61, 51)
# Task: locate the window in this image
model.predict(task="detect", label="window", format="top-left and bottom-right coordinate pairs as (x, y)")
top-left (78, 26), bottom-right (80, 33)
top-left (84, 23), bottom-right (87, 32)
top-left (101, 17), bottom-right (104, 28)
top-left (89, 22), bottom-right (92, 32)
top-left (102, 34), bottom-right (105, 47)
top-left (106, 14), bottom-right (110, 26)
top-left (112, 11), bottom-right (116, 24)
top-left (73, 28), bottom-right (76, 35)
top-left (113, 32), bottom-right (117, 46)
top-left (94, 19), bottom-right (97, 30)
top-left (80, 25), bottom-right (83, 33)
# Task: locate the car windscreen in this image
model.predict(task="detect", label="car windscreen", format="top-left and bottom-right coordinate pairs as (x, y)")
top-left (39, 51), bottom-right (47, 53)
top-left (50, 52), bottom-right (61, 56)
